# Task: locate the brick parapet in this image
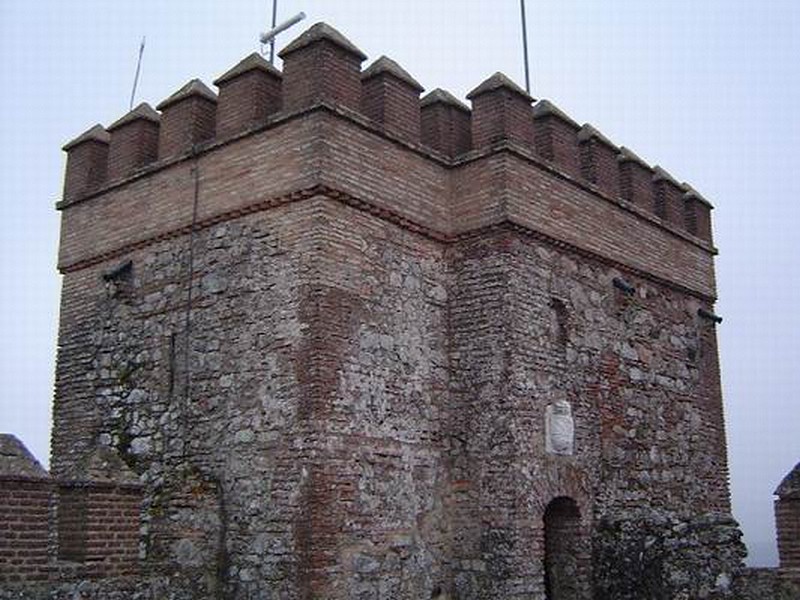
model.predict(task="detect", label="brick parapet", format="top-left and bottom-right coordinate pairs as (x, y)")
top-left (61, 22), bottom-right (716, 256)
top-left (58, 103), bottom-right (718, 303)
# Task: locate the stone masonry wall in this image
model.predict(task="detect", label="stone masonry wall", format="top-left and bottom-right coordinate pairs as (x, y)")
top-left (443, 224), bottom-right (729, 599)
top-left (47, 195), bottom-right (451, 598)
top-left (593, 512), bottom-right (747, 600)
top-left (505, 229), bottom-right (728, 516)
top-left (51, 199), bottom-right (328, 597)
top-left (293, 200), bottom-right (449, 598)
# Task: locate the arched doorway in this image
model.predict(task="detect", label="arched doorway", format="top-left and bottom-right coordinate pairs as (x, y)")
top-left (543, 496), bottom-right (582, 600)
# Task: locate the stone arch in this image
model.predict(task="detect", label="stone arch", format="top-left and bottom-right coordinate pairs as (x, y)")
top-left (543, 496), bottom-right (587, 600)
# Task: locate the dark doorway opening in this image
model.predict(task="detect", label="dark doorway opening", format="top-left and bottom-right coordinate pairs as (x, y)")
top-left (544, 496), bottom-right (582, 600)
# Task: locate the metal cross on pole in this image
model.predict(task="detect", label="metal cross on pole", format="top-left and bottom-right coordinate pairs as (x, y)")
top-left (260, 1), bottom-right (306, 65)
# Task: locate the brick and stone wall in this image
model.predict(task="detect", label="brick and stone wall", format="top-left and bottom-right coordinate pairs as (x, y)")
top-left (5, 19), bottom-right (749, 600)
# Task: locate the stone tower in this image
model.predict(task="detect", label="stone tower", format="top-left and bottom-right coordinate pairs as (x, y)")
top-left (30, 21), bottom-right (743, 599)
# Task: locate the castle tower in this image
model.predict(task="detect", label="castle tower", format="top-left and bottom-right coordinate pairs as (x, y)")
top-left (45, 21), bottom-right (733, 599)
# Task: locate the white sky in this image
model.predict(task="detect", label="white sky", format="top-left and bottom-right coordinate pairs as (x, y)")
top-left (0, 0), bottom-right (797, 567)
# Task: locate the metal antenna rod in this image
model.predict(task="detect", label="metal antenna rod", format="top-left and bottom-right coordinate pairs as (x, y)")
top-left (129, 36), bottom-right (146, 110)
top-left (520, 0), bottom-right (531, 94)
top-left (269, 0), bottom-right (278, 64)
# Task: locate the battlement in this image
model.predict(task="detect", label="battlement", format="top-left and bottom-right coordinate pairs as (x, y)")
top-left (60, 23), bottom-right (715, 299)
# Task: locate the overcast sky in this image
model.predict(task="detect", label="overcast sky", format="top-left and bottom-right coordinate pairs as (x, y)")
top-left (0, 0), bottom-right (797, 567)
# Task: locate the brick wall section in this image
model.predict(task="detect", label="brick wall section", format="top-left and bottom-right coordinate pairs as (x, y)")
top-left (776, 498), bottom-right (800, 580)
top-left (684, 187), bottom-right (714, 242)
top-left (0, 477), bottom-right (53, 584)
top-left (59, 24), bottom-right (716, 249)
top-left (57, 483), bottom-right (141, 578)
top-left (532, 101), bottom-right (583, 179)
top-left (57, 114), bottom-right (324, 270)
top-left (695, 321), bottom-right (732, 514)
top-left (292, 200), bottom-right (449, 597)
top-left (653, 167), bottom-right (685, 228)
top-left (49, 269), bottom-right (103, 477)
top-left (499, 150), bottom-right (717, 298)
top-left (446, 229), bottom-right (520, 597)
top-left (59, 107), bottom-right (715, 298)
top-left (57, 485), bottom-right (88, 561)
top-left (319, 113), bottom-right (451, 234)
top-left (578, 125), bottom-right (620, 199)
top-left (696, 201), bottom-right (713, 241)
top-left (775, 465), bottom-right (800, 585)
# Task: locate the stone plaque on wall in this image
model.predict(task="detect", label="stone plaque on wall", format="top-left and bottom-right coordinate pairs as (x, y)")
top-left (546, 400), bottom-right (575, 456)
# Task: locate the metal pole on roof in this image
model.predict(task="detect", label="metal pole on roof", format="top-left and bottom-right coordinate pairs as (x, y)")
top-left (269, 0), bottom-right (278, 65)
top-left (520, 0), bottom-right (531, 94)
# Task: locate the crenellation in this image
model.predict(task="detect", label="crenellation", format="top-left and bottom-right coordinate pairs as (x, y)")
top-left (652, 165), bottom-right (685, 228)
top-left (62, 124), bottom-right (110, 203)
top-left (467, 72), bottom-right (535, 149)
top-left (775, 463), bottom-right (800, 587)
top-left (617, 145), bottom-right (654, 209)
top-left (214, 52), bottom-right (283, 139)
top-left (156, 79), bottom-right (217, 160)
top-left (532, 99), bottom-right (582, 179)
top-left (683, 183), bottom-right (714, 242)
top-left (578, 123), bottom-right (619, 198)
top-left (106, 103), bottom-right (160, 181)
top-left (420, 88), bottom-right (471, 158)
top-left (279, 22), bottom-right (366, 113)
top-left (361, 55), bottom-right (424, 142)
